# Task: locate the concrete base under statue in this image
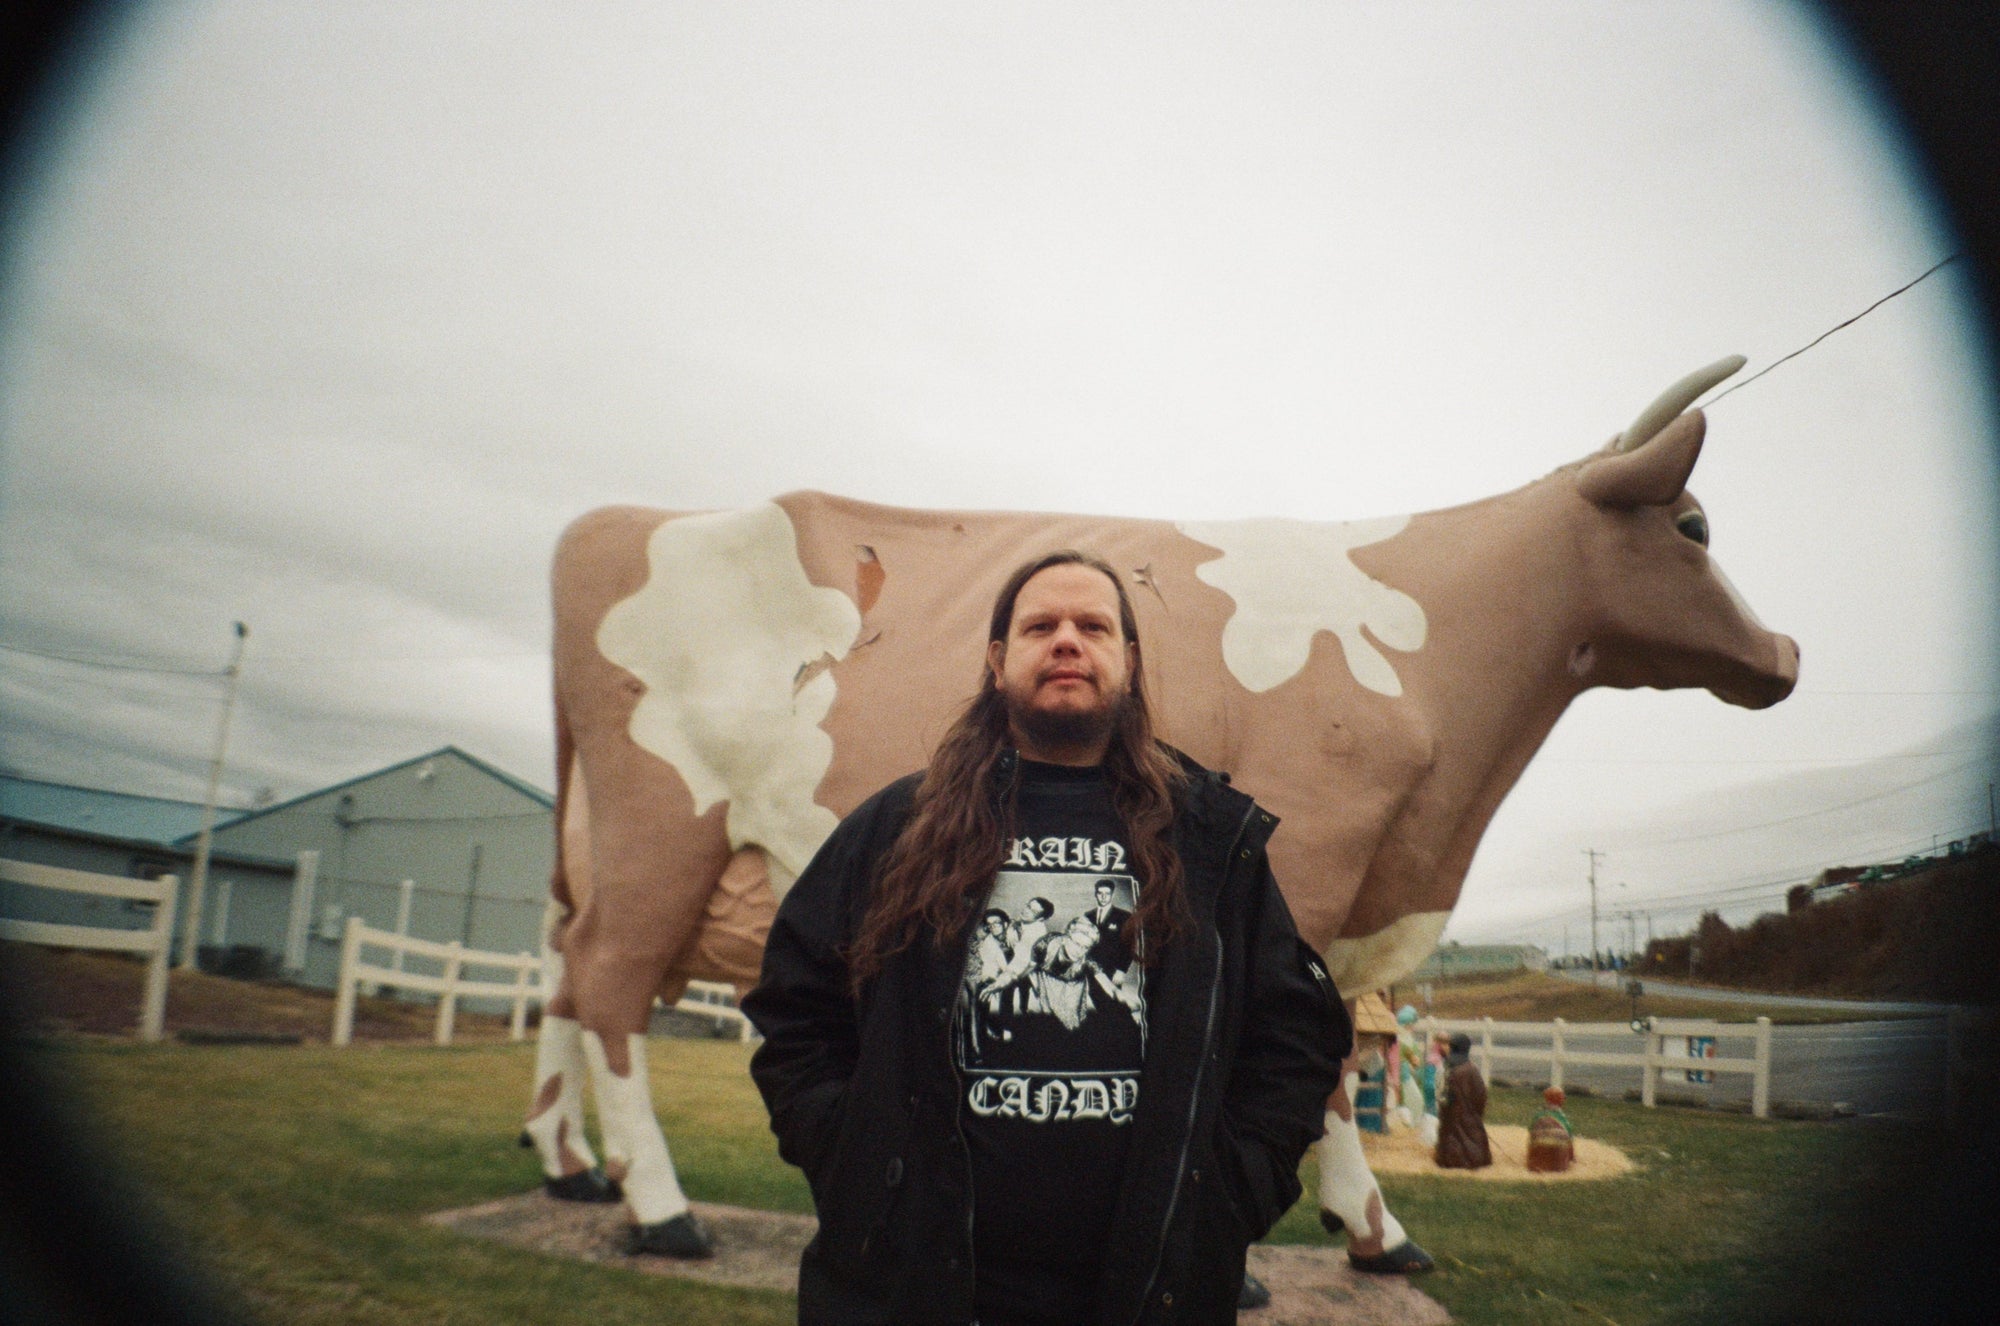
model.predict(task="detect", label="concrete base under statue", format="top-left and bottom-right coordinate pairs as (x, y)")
top-left (427, 1190), bottom-right (1450, 1324)
top-left (1365, 1123), bottom-right (1634, 1182)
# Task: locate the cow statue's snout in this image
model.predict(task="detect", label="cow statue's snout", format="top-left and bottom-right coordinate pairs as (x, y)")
top-left (1570, 356), bottom-right (1800, 713)
top-left (1713, 630), bottom-right (1799, 710)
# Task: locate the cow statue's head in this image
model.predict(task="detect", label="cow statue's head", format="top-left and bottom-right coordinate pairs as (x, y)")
top-left (1566, 356), bottom-right (1800, 709)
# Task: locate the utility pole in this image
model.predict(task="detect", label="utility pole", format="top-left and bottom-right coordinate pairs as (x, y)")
top-left (180, 621), bottom-right (248, 970)
top-left (1584, 849), bottom-right (1604, 978)
top-left (460, 842), bottom-right (484, 946)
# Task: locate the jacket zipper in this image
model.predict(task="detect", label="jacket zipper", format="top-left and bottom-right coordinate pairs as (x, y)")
top-left (950, 994), bottom-right (977, 1323)
top-left (955, 750), bottom-right (1016, 1324)
top-left (1128, 798), bottom-right (1256, 1323)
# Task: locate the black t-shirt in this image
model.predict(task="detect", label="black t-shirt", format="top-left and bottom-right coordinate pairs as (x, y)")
top-left (954, 760), bottom-right (1148, 1325)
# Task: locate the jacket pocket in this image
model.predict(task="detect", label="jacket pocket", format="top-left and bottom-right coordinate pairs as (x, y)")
top-left (782, 1079), bottom-right (849, 1189)
top-left (1212, 1112), bottom-right (1304, 1244)
top-left (808, 1089), bottom-right (913, 1271)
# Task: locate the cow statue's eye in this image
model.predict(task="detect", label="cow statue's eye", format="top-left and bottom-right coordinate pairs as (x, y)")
top-left (1676, 510), bottom-right (1710, 547)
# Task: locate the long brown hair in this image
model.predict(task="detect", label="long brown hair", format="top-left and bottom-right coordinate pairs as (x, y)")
top-left (846, 550), bottom-right (1189, 990)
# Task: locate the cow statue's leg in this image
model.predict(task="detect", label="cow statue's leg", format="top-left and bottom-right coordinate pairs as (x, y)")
top-left (570, 834), bottom-right (772, 1259)
top-left (1317, 1039), bottom-right (1435, 1274)
top-left (577, 1022), bottom-right (714, 1254)
top-left (523, 903), bottom-right (620, 1202)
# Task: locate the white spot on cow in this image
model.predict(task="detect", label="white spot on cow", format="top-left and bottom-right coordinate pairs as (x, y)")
top-left (525, 1014), bottom-right (596, 1179)
top-left (1323, 909), bottom-right (1451, 992)
top-left (1317, 1104), bottom-right (1409, 1250)
top-left (581, 1030), bottom-right (689, 1224)
top-left (597, 503), bottom-right (861, 882)
top-left (1179, 516), bottom-right (1426, 696)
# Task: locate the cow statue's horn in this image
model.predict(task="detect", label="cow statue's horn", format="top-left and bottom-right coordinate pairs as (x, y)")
top-left (1614, 355), bottom-right (1748, 453)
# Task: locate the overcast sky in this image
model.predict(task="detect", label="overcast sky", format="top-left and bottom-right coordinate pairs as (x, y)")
top-left (1, 1), bottom-right (1994, 953)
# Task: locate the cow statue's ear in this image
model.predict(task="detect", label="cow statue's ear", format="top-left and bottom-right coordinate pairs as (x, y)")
top-left (1578, 410), bottom-right (1705, 508)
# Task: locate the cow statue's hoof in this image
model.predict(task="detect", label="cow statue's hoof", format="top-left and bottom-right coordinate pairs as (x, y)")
top-left (625, 1212), bottom-right (716, 1260)
top-left (1237, 1272), bottom-right (1272, 1310)
top-left (1318, 1207), bottom-right (1344, 1236)
top-left (544, 1168), bottom-right (623, 1203)
top-left (1348, 1240), bottom-right (1436, 1275)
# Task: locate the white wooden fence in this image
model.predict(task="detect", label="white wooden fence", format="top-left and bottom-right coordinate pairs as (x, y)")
top-left (671, 980), bottom-right (757, 1042)
top-left (1420, 1014), bottom-right (1773, 1119)
top-left (331, 917), bottom-right (541, 1047)
top-left (0, 860), bottom-right (179, 1042)
top-left (330, 916), bottom-right (754, 1047)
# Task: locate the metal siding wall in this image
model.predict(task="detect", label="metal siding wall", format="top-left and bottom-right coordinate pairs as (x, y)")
top-left (0, 830), bottom-right (158, 932)
top-left (0, 823), bottom-right (294, 963)
top-left (204, 753), bottom-right (553, 984)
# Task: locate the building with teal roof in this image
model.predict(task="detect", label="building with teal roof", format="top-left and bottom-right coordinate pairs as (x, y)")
top-left (2, 747), bottom-right (554, 993)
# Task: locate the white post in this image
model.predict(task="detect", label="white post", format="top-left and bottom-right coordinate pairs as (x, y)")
top-left (509, 952), bottom-right (533, 1041)
top-left (1479, 1016), bottom-right (1495, 1081)
top-left (391, 879), bottom-right (415, 974)
top-left (1948, 1007), bottom-right (1969, 1123)
top-left (180, 621), bottom-right (248, 969)
top-left (1752, 1016), bottom-right (1772, 1119)
top-left (284, 851), bottom-right (318, 973)
top-left (1550, 1017), bottom-right (1566, 1091)
top-left (209, 876), bottom-right (232, 947)
top-left (332, 916), bottom-right (363, 1048)
top-left (139, 875), bottom-right (179, 1043)
top-left (1641, 1021), bottom-right (1659, 1108)
top-left (434, 940), bottom-right (464, 1047)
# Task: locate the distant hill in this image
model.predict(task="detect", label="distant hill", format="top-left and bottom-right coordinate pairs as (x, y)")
top-left (1456, 709), bottom-right (1999, 942)
top-left (1642, 844), bottom-right (2000, 1002)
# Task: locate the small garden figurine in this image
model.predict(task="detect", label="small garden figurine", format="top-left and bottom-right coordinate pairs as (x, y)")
top-left (1526, 1086), bottom-right (1576, 1173)
top-left (1355, 1043), bottom-right (1390, 1134)
top-left (1419, 1032), bottom-right (1448, 1146)
top-left (1395, 1004), bottom-right (1427, 1128)
top-left (1433, 1032), bottom-right (1492, 1169)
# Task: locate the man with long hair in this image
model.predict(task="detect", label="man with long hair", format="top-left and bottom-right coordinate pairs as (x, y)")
top-left (744, 550), bottom-right (1350, 1325)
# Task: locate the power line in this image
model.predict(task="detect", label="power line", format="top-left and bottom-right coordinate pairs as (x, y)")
top-left (1609, 755), bottom-right (1989, 850)
top-left (1699, 253), bottom-right (1962, 408)
top-left (0, 640), bottom-right (549, 676)
top-left (0, 640), bottom-right (227, 676)
top-left (1468, 819), bottom-right (1994, 941)
top-left (1789, 688), bottom-right (2000, 697)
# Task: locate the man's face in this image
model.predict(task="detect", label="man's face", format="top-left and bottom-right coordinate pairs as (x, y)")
top-left (1095, 883), bottom-right (1114, 909)
top-left (984, 916), bottom-right (1006, 938)
top-left (987, 563), bottom-right (1134, 758)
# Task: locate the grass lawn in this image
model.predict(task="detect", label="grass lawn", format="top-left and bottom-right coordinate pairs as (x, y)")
top-left (16, 1034), bottom-right (1944, 1325)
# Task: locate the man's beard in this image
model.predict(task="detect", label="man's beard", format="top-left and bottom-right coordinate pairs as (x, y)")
top-left (1006, 685), bottom-right (1127, 755)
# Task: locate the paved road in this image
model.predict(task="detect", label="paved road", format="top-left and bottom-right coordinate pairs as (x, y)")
top-left (1474, 1017), bottom-right (1949, 1118)
top-left (1558, 968), bottom-right (1954, 1016)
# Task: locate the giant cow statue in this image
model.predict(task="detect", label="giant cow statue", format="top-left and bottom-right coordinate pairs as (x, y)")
top-left (522, 356), bottom-right (1798, 1267)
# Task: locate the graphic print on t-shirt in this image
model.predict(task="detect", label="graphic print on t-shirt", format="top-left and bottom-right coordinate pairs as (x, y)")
top-left (955, 834), bottom-right (1147, 1126)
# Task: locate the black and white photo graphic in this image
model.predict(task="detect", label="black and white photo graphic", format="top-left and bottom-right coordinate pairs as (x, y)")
top-left (957, 857), bottom-right (1148, 1124)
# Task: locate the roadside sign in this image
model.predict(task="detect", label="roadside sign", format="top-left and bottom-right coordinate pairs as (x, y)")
top-left (1684, 1035), bottom-right (1717, 1084)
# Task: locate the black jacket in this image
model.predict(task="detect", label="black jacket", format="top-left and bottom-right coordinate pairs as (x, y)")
top-left (743, 750), bottom-right (1351, 1326)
